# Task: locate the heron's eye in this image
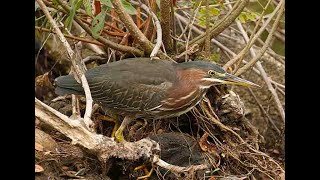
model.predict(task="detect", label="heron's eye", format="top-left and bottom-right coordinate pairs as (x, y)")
top-left (208, 70), bottom-right (216, 76)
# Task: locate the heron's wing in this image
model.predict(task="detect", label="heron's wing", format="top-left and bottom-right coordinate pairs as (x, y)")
top-left (85, 59), bottom-right (176, 111)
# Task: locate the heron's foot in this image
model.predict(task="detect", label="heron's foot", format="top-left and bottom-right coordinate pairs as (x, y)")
top-left (134, 164), bottom-right (154, 180)
top-left (95, 114), bottom-right (119, 137)
top-left (114, 127), bottom-right (125, 143)
top-left (114, 116), bottom-right (133, 143)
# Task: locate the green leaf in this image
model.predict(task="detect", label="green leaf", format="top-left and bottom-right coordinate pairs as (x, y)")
top-left (100, 0), bottom-right (113, 8)
top-left (121, 0), bottom-right (137, 15)
top-left (209, 7), bottom-right (220, 16)
top-left (100, 0), bottom-right (136, 15)
top-left (51, 0), bottom-right (59, 7)
top-left (65, 0), bottom-right (83, 31)
top-left (247, 12), bottom-right (258, 21)
top-left (209, 53), bottom-right (220, 62)
top-left (83, 0), bottom-right (93, 17)
top-left (238, 13), bottom-right (247, 23)
top-left (91, 5), bottom-right (109, 39)
top-left (198, 20), bottom-right (206, 26)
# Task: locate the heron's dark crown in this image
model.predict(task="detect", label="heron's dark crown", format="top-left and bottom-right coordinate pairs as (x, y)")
top-left (176, 60), bottom-right (225, 74)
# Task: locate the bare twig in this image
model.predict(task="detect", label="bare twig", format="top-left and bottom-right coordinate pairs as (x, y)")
top-left (232, 0), bottom-right (285, 122)
top-left (185, 2), bottom-right (202, 61)
top-left (232, 0), bottom-right (272, 73)
top-left (71, 94), bottom-right (80, 119)
top-left (55, 0), bottom-right (143, 56)
top-left (235, 1), bottom-right (284, 75)
top-left (204, 0), bottom-right (211, 56)
top-left (219, 0), bottom-right (285, 123)
top-left (82, 55), bottom-right (106, 63)
top-left (153, 155), bottom-right (208, 177)
top-left (180, 0), bottom-right (249, 52)
top-left (71, 21), bottom-right (106, 55)
top-left (266, 26), bottom-right (285, 43)
top-left (223, 0), bottom-right (278, 70)
top-left (198, 99), bottom-right (284, 174)
top-left (248, 88), bottom-right (281, 135)
top-left (176, 16), bottom-right (188, 41)
top-left (176, 1), bottom-right (237, 10)
top-left (37, 0), bottom-right (94, 129)
top-left (245, 27), bottom-right (285, 64)
top-left (35, 26), bottom-right (104, 47)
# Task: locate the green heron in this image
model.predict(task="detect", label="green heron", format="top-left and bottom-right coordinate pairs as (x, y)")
top-left (55, 58), bottom-right (259, 142)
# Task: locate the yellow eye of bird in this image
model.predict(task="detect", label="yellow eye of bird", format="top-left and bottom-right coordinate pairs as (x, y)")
top-left (208, 70), bottom-right (216, 76)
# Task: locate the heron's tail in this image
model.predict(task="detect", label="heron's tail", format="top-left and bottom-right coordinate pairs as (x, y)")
top-left (54, 75), bottom-right (84, 95)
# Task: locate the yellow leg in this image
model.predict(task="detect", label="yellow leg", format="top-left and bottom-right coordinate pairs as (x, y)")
top-left (134, 164), bottom-right (154, 180)
top-left (95, 114), bottom-right (119, 137)
top-left (114, 116), bottom-right (133, 143)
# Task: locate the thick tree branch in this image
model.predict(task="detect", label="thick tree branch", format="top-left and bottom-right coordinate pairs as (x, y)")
top-left (110, 0), bottom-right (154, 55)
top-left (35, 98), bottom-right (160, 161)
top-left (130, 0), bottom-right (162, 58)
top-left (35, 98), bottom-right (209, 177)
top-left (160, 0), bottom-right (173, 53)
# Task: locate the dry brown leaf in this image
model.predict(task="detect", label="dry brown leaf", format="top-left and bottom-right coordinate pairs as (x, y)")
top-left (62, 166), bottom-right (69, 171)
top-left (35, 164), bottom-right (44, 173)
top-left (35, 142), bottom-right (44, 152)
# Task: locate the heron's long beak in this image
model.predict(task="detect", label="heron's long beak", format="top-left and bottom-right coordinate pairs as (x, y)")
top-left (223, 73), bottom-right (260, 88)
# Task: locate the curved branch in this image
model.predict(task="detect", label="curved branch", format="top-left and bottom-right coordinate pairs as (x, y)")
top-left (110, 0), bottom-right (155, 55)
top-left (153, 156), bottom-right (208, 177)
top-left (37, 0), bottom-right (93, 129)
top-left (55, 0), bottom-right (143, 56)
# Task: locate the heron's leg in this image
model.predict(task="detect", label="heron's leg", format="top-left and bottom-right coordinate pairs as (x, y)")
top-left (95, 114), bottom-right (119, 137)
top-left (134, 164), bottom-right (154, 180)
top-left (115, 116), bottom-right (134, 142)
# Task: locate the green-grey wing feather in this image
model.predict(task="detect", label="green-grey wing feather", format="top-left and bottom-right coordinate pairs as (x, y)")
top-left (83, 58), bottom-right (176, 111)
